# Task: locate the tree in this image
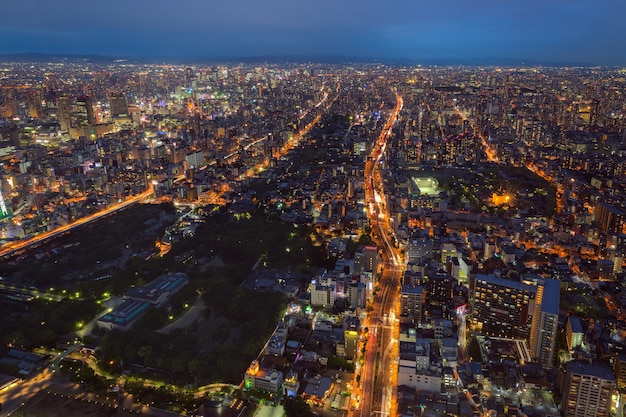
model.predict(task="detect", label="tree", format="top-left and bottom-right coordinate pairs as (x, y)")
top-left (284, 396), bottom-right (313, 417)
top-left (188, 358), bottom-right (205, 381)
top-left (468, 336), bottom-right (482, 362)
top-left (137, 345), bottom-right (154, 367)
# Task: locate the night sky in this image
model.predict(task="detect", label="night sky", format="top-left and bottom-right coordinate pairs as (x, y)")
top-left (1, 0), bottom-right (625, 65)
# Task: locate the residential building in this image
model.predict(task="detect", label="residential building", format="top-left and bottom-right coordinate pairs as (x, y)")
top-left (472, 274), bottom-right (537, 339)
top-left (561, 361), bottom-right (615, 417)
top-left (529, 278), bottom-right (560, 368)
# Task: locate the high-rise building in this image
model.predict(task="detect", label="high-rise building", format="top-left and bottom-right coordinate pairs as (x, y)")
top-left (400, 285), bottom-right (424, 324)
top-left (76, 95), bottom-right (96, 125)
top-left (472, 274), bottom-right (536, 339)
top-left (57, 95), bottom-right (71, 131)
top-left (594, 202), bottom-right (626, 235)
top-left (613, 354), bottom-right (626, 389)
top-left (109, 92), bottom-right (129, 119)
top-left (27, 91), bottom-right (41, 118)
top-left (354, 245), bottom-right (379, 276)
top-left (529, 278), bottom-right (560, 368)
top-left (561, 361), bottom-right (615, 417)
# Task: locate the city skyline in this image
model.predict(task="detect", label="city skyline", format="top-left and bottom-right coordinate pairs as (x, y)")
top-left (1, 56), bottom-right (626, 416)
top-left (1, 0), bottom-right (626, 65)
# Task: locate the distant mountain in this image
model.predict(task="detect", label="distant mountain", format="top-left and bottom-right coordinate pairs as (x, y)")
top-left (186, 54), bottom-right (406, 65)
top-left (0, 52), bottom-right (122, 64)
top-left (190, 54), bottom-right (594, 67)
top-left (419, 56), bottom-right (594, 67)
top-left (0, 52), bottom-right (594, 68)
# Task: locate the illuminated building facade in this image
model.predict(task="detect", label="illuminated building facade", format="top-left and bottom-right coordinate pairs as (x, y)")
top-left (354, 245), bottom-right (379, 275)
top-left (57, 95), bottom-right (71, 131)
top-left (244, 360), bottom-right (283, 392)
top-left (472, 274), bottom-right (536, 339)
top-left (561, 361), bottom-right (615, 417)
top-left (529, 278), bottom-right (559, 368)
top-left (566, 316), bottom-right (584, 352)
top-left (0, 190), bottom-right (10, 219)
top-left (109, 92), bottom-right (129, 117)
top-left (400, 284), bottom-right (424, 324)
top-left (76, 95), bottom-right (96, 126)
top-left (594, 202), bottom-right (626, 235)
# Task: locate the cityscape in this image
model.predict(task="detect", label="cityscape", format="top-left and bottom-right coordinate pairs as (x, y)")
top-left (0, 20), bottom-right (625, 417)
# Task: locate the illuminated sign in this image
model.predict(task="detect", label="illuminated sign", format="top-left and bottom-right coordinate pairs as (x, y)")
top-left (0, 190), bottom-right (10, 219)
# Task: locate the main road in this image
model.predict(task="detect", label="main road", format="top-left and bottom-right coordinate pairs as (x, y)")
top-left (0, 183), bottom-right (154, 260)
top-left (359, 88), bottom-right (403, 417)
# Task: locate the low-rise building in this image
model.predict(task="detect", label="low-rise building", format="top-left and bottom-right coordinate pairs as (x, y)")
top-left (125, 272), bottom-right (189, 307)
top-left (97, 300), bottom-right (151, 331)
top-left (244, 360), bottom-right (283, 393)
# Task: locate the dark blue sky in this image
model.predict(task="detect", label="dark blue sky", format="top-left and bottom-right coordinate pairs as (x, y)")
top-left (1, 0), bottom-right (625, 65)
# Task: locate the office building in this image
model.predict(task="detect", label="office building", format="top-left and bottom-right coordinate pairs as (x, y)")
top-left (109, 92), bottom-right (129, 118)
top-left (613, 354), bottom-right (626, 389)
top-left (77, 95), bottom-right (96, 125)
top-left (408, 237), bottom-right (434, 263)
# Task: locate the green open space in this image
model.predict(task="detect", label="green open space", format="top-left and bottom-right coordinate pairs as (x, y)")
top-left (1, 200), bottom-right (326, 388)
top-left (560, 293), bottom-right (610, 318)
top-left (96, 210), bottom-right (323, 385)
top-left (405, 162), bottom-right (556, 217)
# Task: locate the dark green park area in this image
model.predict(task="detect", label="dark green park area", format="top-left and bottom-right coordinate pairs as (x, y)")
top-left (0, 201), bottom-right (327, 386)
top-left (408, 162), bottom-right (557, 218)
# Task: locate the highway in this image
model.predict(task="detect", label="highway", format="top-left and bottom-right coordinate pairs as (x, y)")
top-left (358, 88), bottom-right (403, 417)
top-left (0, 183), bottom-right (154, 261)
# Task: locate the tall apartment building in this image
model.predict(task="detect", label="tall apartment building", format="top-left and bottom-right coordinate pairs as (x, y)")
top-left (400, 285), bottom-right (424, 324)
top-left (529, 278), bottom-right (560, 368)
top-left (561, 361), bottom-right (615, 417)
top-left (310, 283), bottom-right (336, 307)
top-left (57, 95), bottom-right (71, 131)
top-left (354, 245), bottom-right (379, 276)
top-left (472, 274), bottom-right (536, 339)
top-left (473, 274), bottom-right (559, 360)
top-left (594, 202), bottom-right (626, 235)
